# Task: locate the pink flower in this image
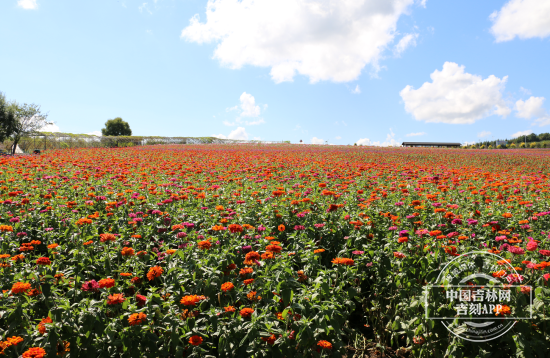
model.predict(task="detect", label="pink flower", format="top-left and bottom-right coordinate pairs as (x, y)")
top-left (506, 274), bottom-right (524, 284)
top-left (543, 273), bottom-right (550, 281)
top-left (81, 280), bottom-right (99, 292)
top-left (526, 240), bottom-right (538, 251)
top-left (539, 249), bottom-right (550, 256)
top-left (508, 246), bottom-right (525, 255)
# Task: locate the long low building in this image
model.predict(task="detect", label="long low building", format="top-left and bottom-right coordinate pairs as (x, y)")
top-left (402, 142), bottom-right (462, 148)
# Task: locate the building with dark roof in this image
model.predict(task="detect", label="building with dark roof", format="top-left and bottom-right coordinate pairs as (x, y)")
top-left (402, 142), bottom-right (462, 148)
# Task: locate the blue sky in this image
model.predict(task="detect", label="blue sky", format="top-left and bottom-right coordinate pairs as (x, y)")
top-left (1, 0), bottom-right (549, 145)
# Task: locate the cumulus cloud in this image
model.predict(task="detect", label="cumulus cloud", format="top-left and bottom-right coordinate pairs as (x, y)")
top-left (357, 128), bottom-right (399, 146)
top-left (515, 96), bottom-right (546, 118)
top-left (511, 129), bottom-right (533, 138)
top-left (181, 0), bottom-right (415, 83)
top-left (212, 127), bottom-right (250, 140)
top-left (311, 137), bottom-right (324, 144)
top-left (393, 33), bottom-right (418, 57)
top-left (477, 130), bottom-right (491, 138)
top-left (400, 62), bottom-right (510, 124)
top-left (86, 130), bottom-right (102, 136)
top-left (351, 85), bottom-right (361, 94)
top-left (515, 96), bottom-right (550, 126)
top-left (239, 92), bottom-right (261, 117)
top-left (520, 87), bottom-right (532, 95)
top-left (490, 0), bottom-right (550, 42)
top-left (405, 132), bottom-right (426, 137)
top-left (17, 0), bottom-right (37, 9)
top-left (40, 123), bottom-right (60, 132)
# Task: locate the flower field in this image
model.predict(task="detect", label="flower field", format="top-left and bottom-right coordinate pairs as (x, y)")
top-left (1, 144), bottom-right (550, 357)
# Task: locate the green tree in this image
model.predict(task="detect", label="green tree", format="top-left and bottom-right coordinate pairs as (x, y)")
top-left (2, 98), bottom-right (51, 154)
top-left (101, 117), bottom-right (132, 136)
top-left (0, 92), bottom-right (16, 144)
top-left (538, 132), bottom-right (550, 141)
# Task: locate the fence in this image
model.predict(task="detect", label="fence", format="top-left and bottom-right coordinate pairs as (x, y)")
top-left (1, 132), bottom-right (287, 153)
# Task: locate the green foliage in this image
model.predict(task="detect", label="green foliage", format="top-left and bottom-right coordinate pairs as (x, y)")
top-left (101, 117), bottom-right (132, 136)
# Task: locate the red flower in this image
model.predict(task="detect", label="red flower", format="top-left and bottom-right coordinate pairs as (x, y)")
top-left (189, 335), bottom-right (203, 346)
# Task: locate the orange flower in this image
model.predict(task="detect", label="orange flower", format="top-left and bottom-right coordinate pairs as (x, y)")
top-left (245, 251), bottom-right (260, 261)
top-left (239, 267), bottom-right (253, 277)
top-left (317, 340), bottom-right (332, 349)
top-left (228, 224), bottom-right (243, 233)
top-left (128, 312), bottom-right (147, 326)
top-left (266, 245), bottom-right (282, 253)
top-left (502, 213), bottom-right (513, 218)
top-left (494, 305), bottom-right (511, 316)
top-left (36, 257), bottom-right (51, 265)
top-left (278, 224), bottom-right (285, 232)
top-left (11, 282), bottom-right (31, 294)
top-left (393, 252), bottom-right (406, 259)
top-left (240, 307), bottom-right (254, 318)
top-left (398, 237), bottom-right (408, 243)
top-left (99, 233), bottom-right (116, 242)
top-left (314, 249), bottom-right (325, 254)
top-left (147, 266), bottom-right (164, 281)
top-left (22, 347), bottom-right (47, 358)
top-left (189, 335), bottom-right (203, 346)
top-left (121, 247), bottom-right (135, 256)
top-left (166, 249), bottom-right (176, 255)
top-left (120, 272), bottom-right (133, 277)
top-left (221, 282), bottom-right (234, 292)
top-left (243, 279), bottom-right (255, 285)
top-left (37, 317), bottom-right (52, 334)
top-left (0, 225), bottom-right (14, 232)
top-left (197, 240), bottom-right (212, 250)
top-left (331, 258), bottom-right (355, 266)
top-left (247, 291), bottom-right (261, 301)
top-left (98, 278), bottom-right (115, 288)
top-left (261, 334), bottom-right (277, 345)
top-left (180, 295), bottom-right (206, 306)
top-left (47, 243), bottom-right (59, 249)
top-left (261, 252), bottom-right (274, 260)
top-left (107, 293), bottom-right (126, 305)
top-left (224, 306), bottom-right (236, 313)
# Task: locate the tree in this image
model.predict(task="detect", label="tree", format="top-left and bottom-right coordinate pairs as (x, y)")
top-left (526, 133), bottom-right (538, 142)
top-left (538, 132), bottom-right (550, 141)
top-left (2, 98), bottom-right (51, 154)
top-left (102, 117), bottom-right (132, 136)
top-left (0, 93), bottom-right (16, 144)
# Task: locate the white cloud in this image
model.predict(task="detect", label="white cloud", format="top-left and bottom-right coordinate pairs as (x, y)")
top-left (351, 85), bottom-right (361, 94)
top-left (239, 92), bottom-right (261, 117)
top-left (311, 137), bottom-right (324, 144)
top-left (357, 129), bottom-right (399, 146)
top-left (86, 130), bottom-right (102, 136)
top-left (335, 136), bottom-right (342, 140)
top-left (228, 127), bottom-right (249, 140)
top-left (477, 130), bottom-right (491, 138)
top-left (181, 0), bottom-right (415, 83)
top-left (212, 126), bottom-right (250, 140)
top-left (490, 0), bottom-right (550, 42)
top-left (515, 96), bottom-right (550, 126)
top-left (463, 141), bottom-right (475, 146)
top-left (40, 123), bottom-right (60, 132)
top-left (253, 136), bottom-right (261, 140)
top-left (341, 120), bottom-right (348, 126)
top-left (511, 130), bottom-right (533, 138)
top-left (520, 87), bottom-right (532, 95)
top-left (400, 62), bottom-right (510, 124)
top-left (223, 120), bottom-right (236, 126)
top-left (405, 132), bottom-right (426, 137)
top-left (515, 96), bottom-right (546, 119)
top-left (393, 33), bottom-right (418, 57)
top-left (293, 125), bottom-right (301, 131)
top-left (356, 138), bottom-right (371, 145)
top-left (17, 0), bottom-right (37, 9)
top-left (139, 3), bottom-right (152, 14)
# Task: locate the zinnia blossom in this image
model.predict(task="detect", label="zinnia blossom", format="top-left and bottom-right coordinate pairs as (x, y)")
top-left (107, 293), bottom-right (126, 305)
top-left (121, 247), bottom-right (135, 256)
top-left (147, 266), bottom-right (164, 281)
top-left (331, 258), bottom-right (354, 266)
top-left (81, 280), bottom-right (99, 292)
top-left (221, 282), bottom-right (234, 292)
top-left (37, 317), bottom-right (52, 334)
top-left (98, 278), bottom-right (115, 289)
top-left (128, 312), bottom-right (147, 326)
top-left (189, 335), bottom-right (203, 346)
top-left (36, 257), bottom-right (51, 265)
top-left (21, 347), bottom-right (47, 358)
top-left (240, 307), bottom-right (254, 318)
top-left (317, 340), bottom-right (332, 349)
top-left (180, 295), bottom-right (206, 306)
top-left (11, 282), bottom-right (32, 294)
